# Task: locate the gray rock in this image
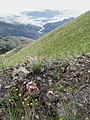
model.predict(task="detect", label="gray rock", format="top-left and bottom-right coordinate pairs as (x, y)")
top-left (17, 66), bottom-right (30, 78)
top-left (0, 84), bottom-right (1, 90)
top-left (35, 115), bottom-right (39, 119)
top-left (4, 85), bottom-right (10, 89)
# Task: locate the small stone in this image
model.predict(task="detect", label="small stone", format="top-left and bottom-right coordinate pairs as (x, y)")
top-left (17, 66), bottom-right (29, 77)
top-left (41, 68), bottom-right (44, 72)
top-left (88, 69), bottom-right (90, 73)
top-left (37, 77), bottom-right (41, 80)
top-left (18, 66), bottom-right (29, 74)
top-left (12, 68), bottom-right (18, 77)
top-left (49, 79), bottom-right (53, 86)
top-left (35, 115), bottom-right (39, 119)
top-left (5, 85), bottom-right (10, 89)
top-left (0, 84), bottom-right (1, 90)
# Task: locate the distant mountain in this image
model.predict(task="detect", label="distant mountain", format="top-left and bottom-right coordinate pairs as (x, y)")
top-left (41, 17), bottom-right (74, 34)
top-left (0, 17), bottom-right (74, 39)
top-left (0, 18), bottom-right (72, 40)
top-left (0, 36), bottom-right (33, 54)
top-left (0, 21), bottom-right (41, 39)
top-left (0, 9), bottom-right (77, 39)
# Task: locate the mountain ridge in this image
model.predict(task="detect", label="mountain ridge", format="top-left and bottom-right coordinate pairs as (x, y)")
top-left (42, 17), bottom-right (74, 34)
top-left (0, 17), bottom-right (73, 39)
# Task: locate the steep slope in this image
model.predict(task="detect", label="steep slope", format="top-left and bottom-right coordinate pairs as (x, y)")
top-left (0, 11), bottom-right (90, 67)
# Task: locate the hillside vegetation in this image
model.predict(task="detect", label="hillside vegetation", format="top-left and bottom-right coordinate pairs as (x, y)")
top-left (0, 36), bottom-right (33, 54)
top-left (0, 11), bottom-right (90, 68)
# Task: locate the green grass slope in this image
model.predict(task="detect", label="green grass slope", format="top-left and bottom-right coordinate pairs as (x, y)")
top-left (0, 11), bottom-right (90, 68)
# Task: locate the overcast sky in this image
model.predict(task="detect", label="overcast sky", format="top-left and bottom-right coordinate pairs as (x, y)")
top-left (0, 0), bottom-right (90, 15)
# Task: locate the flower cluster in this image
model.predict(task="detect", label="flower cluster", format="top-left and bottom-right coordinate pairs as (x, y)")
top-left (26, 81), bottom-right (39, 97)
top-left (47, 90), bottom-right (55, 102)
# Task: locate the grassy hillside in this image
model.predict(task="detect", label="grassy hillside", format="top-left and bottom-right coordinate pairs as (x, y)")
top-left (0, 11), bottom-right (90, 68)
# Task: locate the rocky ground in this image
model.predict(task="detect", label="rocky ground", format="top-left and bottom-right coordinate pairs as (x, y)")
top-left (0, 54), bottom-right (90, 120)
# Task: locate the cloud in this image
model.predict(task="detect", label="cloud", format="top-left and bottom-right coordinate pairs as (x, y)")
top-left (0, 0), bottom-right (90, 14)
